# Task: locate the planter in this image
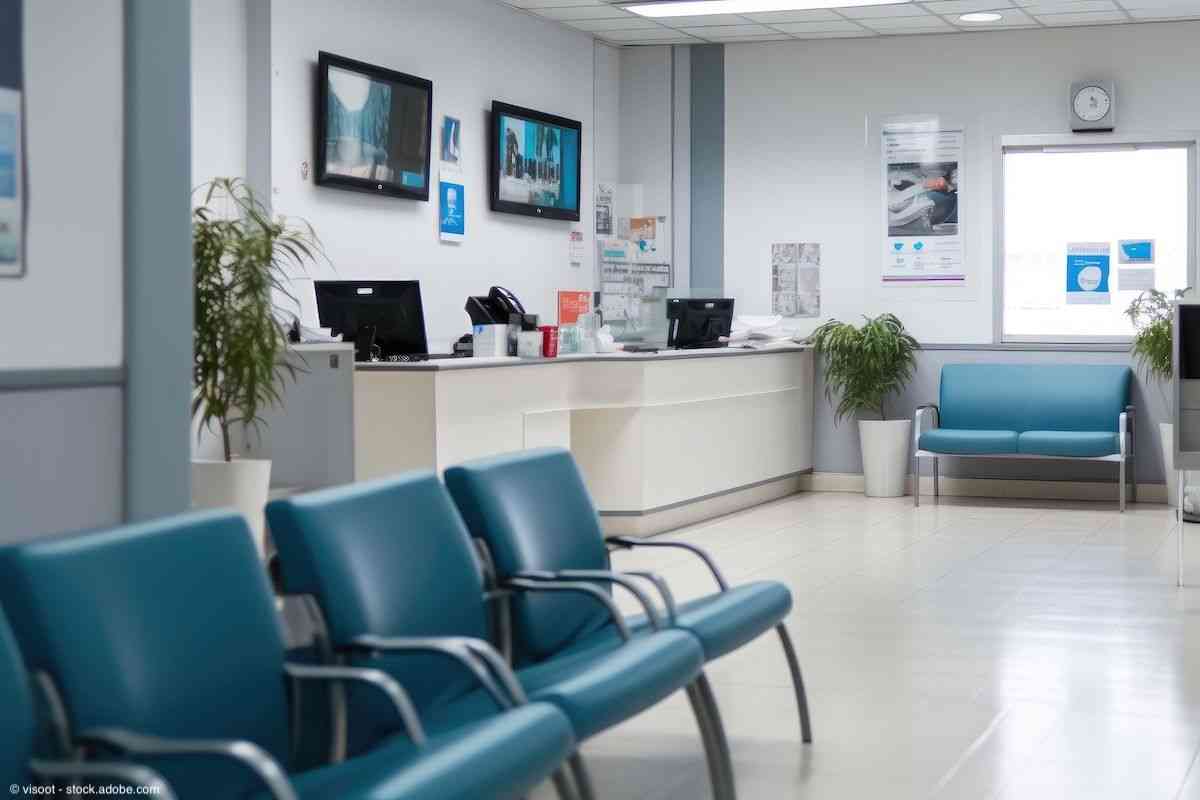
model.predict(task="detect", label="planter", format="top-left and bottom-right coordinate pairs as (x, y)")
top-left (191, 459), bottom-right (272, 557)
top-left (859, 419), bottom-right (913, 498)
top-left (1161, 422), bottom-right (1179, 508)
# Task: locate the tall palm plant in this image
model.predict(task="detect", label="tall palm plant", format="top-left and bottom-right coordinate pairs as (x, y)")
top-left (192, 178), bottom-right (320, 461)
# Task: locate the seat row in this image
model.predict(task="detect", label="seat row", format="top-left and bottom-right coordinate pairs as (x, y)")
top-left (0, 448), bottom-right (812, 800)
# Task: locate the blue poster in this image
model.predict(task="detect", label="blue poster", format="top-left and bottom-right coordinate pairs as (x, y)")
top-left (1119, 239), bottom-right (1155, 264)
top-left (439, 176), bottom-right (464, 242)
top-left (1065, 242), bottom-right (1111, 305)
top-left (0, 0), bottom-right (23, 277)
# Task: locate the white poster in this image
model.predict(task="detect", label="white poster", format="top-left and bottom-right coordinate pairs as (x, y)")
top-left (882, 124), bottom-right (963, 285)
top-left (771, 242), bottom-right (821, 318)
top-left (595, 182), bottom-right (614, 236)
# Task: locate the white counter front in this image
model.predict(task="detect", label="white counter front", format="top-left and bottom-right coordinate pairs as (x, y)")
top-left (353, 346), bottom-right (814, 533)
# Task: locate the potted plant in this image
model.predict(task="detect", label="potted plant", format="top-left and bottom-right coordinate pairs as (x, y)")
top-left (192, 178), bottom-right (320, 554)
top-left (1126, 289), bottom-right (1178, 506)
top-left (809, 313), bottom-right (919, 497)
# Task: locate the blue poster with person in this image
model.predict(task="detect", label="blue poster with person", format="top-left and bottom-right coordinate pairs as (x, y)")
top-left (439, 176), bottom-right (465, 242)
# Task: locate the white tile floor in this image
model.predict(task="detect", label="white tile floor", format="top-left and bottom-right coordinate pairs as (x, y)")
top-left (535, 491), bottom-right (1200, 800)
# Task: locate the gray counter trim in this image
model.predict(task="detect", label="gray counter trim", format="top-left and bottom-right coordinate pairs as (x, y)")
top-left (0, 367), bottom-right (125, 391)
top-left (599, 468), bottom-right (812, 517)
top-left (352, 346), bottom-right (811, 372)
top-left (919, 343), bottom-right (1130, 352)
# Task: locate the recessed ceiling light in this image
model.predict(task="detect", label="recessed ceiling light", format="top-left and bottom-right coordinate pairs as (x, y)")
top-left (622, 0), bottom-right (910, 17)
top-left (958, 11), bottom-right (1003, 21)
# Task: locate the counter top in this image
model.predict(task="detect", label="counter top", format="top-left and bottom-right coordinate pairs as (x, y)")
top-left (346, 343), bottom-right (810, 372)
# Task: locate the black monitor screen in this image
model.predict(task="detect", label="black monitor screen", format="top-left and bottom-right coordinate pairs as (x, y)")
top-left (314, 280), bottom-right (428, 360)
top-left (667, 298), bottom-right (735, 349)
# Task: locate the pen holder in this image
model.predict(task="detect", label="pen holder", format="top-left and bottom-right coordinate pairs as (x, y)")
top-left (517, 330), bottom-right (543, 359)
top-left (539, 325), bottom-right (559, 358)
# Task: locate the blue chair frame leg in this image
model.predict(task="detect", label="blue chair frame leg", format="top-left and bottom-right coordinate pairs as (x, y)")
top-left (687, 675), bottom-right (737, 800)
top-left (568, 753), bottom-right (595, 800)
top-left (775, 624), bottom-right (813, 744)
top-left (554, 766), bottom-right (581, 800)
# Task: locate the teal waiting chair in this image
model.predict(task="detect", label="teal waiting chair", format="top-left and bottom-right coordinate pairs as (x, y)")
top-left (0, 510), bottom-right (575, 800)
top-left (0, 606), bottom-right (176, 798)
top-left (265, 471), bottom-right (735, 800)
top-left (443, 448), bottom-right (813, 752)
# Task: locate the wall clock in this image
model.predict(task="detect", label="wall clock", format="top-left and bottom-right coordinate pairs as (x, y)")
top-left (1070, 80), bottom-right (1115, 132)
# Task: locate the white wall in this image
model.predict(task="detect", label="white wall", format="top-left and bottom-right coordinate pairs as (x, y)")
top-left (619, 46), bottom-right (674, 267)
top-left (594, 42), bottom-right (621, 187)
top-left (269, 0), bottom-right (598, 349)
top-left (191, 0), bottom-right (247, 189)
top-left (0, 0), bottom-right (123, 369)
top-left (724, 22), bottom-right (1200, 344)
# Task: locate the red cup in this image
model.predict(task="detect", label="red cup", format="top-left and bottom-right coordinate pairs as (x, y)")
top-left (539, 325), bottom-right (559, 358)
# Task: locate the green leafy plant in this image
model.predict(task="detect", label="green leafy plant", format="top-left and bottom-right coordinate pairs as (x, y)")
top-left (808, 313), bottom-right (919, 423)
top-left (193, 178), bottom-right (321, 461)
top-left (1125, 288), bottom-right (1182, 415)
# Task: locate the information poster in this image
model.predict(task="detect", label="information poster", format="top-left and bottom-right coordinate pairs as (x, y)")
top-left (0, 0), bottom-right (23, 277)
top-left (771, 242), bottom-right (821, 318)
top-left (1066, 242), bottom-right (1111, 305)
top-left (882, 124), bottom-right (963, 285)
top-left (595, 182), bottom-right (613, 236)
top-left (557, 290), bottom-right (591, 325)
top-left (438, 168), bottom-right (464, 243)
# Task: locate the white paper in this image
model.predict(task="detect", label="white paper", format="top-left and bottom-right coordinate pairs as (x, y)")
top-left (569, 228), bottom-right (585, 269)
top-left (882, 124), bottom-right (964, 286)
top-left (1118, 268), bottom-right (1155, 292)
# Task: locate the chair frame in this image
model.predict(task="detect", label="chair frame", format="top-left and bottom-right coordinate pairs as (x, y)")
top-left (912, 403), bottom-right (1137, 511)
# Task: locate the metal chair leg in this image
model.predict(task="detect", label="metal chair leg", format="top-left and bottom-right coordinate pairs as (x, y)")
top-left (913, 454), bottom-right (920, 508)
top-left (775, 623), bottom-right (813, 744)
top-left (1119, 456), bottom-right (1126, 512)
top-left (686, 676), bottom-right (737, 800)
top-left (568, 753), bottom-right (596, 800)
top-left (553, 766), bottom-right (580, 800)
top-left (933, 458), bottom-right (940, 499)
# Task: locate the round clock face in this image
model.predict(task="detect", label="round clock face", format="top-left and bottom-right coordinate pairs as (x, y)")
top-left (1073, 85), bottom-right (1111, 122)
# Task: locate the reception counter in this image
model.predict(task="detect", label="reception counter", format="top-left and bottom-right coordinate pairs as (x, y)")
top-left (353, 346), bottom-right (814, 534)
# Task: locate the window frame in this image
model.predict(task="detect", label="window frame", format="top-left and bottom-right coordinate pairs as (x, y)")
top-left (994, 132), bottom-right (1200, 345)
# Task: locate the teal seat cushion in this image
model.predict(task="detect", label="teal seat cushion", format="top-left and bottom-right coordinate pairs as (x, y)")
top-left (1018, 430), bottom-right (1120, 458)
top-left (920, 429), bottom-right (1018, 455)
top-left (428, 630), bottom-right (702, 742)
top-left (273, 704), bottom-right (573, 800)
top-left (562, 582), bottom-right (792, 663)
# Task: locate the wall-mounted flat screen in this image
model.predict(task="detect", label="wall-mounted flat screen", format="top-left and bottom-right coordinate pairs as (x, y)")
top-left (315, 51), bottom-right (432, 201)
top-left (490, 101), bottom-right (581, 222)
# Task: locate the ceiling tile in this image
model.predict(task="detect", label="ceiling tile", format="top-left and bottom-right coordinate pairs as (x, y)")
top-left (567, 17), bottom-right (666, 30)
top-left (652, 14), bottom-right (751, 26)
top-left (505, 0), bottom-right (613, 7)
top-left (1115, 0), bottom-right (1200, 8)
top-left (709, 33), bottom-right (799, 40)
top-left (922, 0), bottom-right (1019, 13)
top-left (1126, 4), bottom-right (1200, 15)
top-left (839, 3), bottom-right (935, 17)
top-left (789, 28), bottom-right (880, 36)
top-left (741, 9), bottom-right (846, 21)
top-left (861, 13), bottom-right (956, 26)
top-left (676, 23), bottom-right (777, 35)
top-left (599, 27), bottom-right (703, 41)
top-left (769, 19), bottom-right (871, 31)
top-left (952, 10), bottom-right (1040, 25)
top-left (1017, 0), bottom-right (1117, 13)
top-left (1034, 9), bottom-right (1129, 21)
top-left (532, 6), bottom-right (633, 21)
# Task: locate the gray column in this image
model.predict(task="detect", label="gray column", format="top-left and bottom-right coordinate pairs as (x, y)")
top-left (690, 44), bottom-right (724, 293)
top-left (124, 0), bottom-right (193, 520)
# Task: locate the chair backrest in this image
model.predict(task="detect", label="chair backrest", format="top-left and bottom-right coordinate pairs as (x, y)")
top-left (0, 607), bottom-right (35, 787)
top-left (939, 363), bottom-right (1131, 433)
top-left (266, 472), bottom-right (492, 738)
top-left (0, 511), bottom-right (291, 797)
top-left (444, 448), bottom-right (611, 664)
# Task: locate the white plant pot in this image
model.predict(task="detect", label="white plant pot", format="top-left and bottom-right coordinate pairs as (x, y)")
top-left (191, 458), bottom-right (272, 557)
top-left (859, 419), bottom-right (913, 498)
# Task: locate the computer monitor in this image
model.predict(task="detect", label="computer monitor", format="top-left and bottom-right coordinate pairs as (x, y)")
top-left (667, 298), bottom-right (735, 349)
top-left (314, 280), bottom-right (429, 361)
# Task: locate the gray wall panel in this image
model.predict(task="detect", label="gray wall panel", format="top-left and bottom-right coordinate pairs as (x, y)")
top-left (690, 44), bottom-right (724, 292)
top-left (0, 387), bottom-right (123, 543)
top-left (814, 349), bottom-right (1167, 484)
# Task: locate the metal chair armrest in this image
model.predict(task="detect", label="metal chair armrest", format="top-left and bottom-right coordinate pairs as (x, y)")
top-left (29, 759), bottom-right (177, 799)
top-left (284, 662), bottom-right (427, 746)
top-left (504, 578), bottom-right (633, 640)
top-left (605, 537), bottom-right (730, 592)
top-left (914, 404), bottom-right (940, 451)
top-left (619, 570), bottom-right (678, 626)
top-left (77, 728), bottom-right (297, 800)
top-left (517, 569), bottom-right (664, 630)
top-left (347, 635), bottom-right (512, 711)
